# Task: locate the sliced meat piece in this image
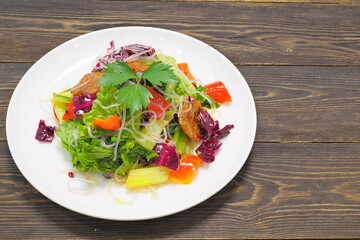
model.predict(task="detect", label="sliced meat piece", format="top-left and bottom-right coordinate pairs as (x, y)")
top-left (178, 97), bottom-right (202, 142)
top-left (70, 72), bottom-right (104, 96)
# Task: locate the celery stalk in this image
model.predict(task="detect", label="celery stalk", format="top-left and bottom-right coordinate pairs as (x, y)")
top-left (126, 166), bottom-right (170, 189)
top-left (173, 127), bottom-right (188, 155)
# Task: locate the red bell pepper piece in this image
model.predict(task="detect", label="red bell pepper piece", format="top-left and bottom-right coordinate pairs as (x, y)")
top-left (62, 101), bottom-right (75, 120)
top-left (146, 87), bottom-right (171, 119)
top-left (204, 81), bottom-right (232, 104)
top-left (169, 155), bottom-right (202, 184)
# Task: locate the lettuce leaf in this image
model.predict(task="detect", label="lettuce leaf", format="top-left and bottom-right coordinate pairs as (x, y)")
top-left (82, 85), bottom-right (119, 126)
top-left (157, 53), bottom-right (219, 109)
top-left (56, 118), bottom-right (157, 176)
top-left (139, 111), bottom-right (174, 150)
top-left (157, 53), bottom-right (197, 97)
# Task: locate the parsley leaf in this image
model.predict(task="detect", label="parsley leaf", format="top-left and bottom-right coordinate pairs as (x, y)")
top-left (97, 60), bottom-right (138, 86)
top-left (117, 84), bottom-right (152, 113)
top-left (141, 61), bottom-right (178, 86)
top-left (97, 61), bottom-right (178, 113)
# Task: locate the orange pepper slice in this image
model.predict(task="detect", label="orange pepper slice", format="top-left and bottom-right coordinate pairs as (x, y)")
top-left (93, 115), bottom-right (121, 130)
top-left (178, 63), bottom-right (195, 81)
top-left (169, 155), bottom-right (202, 184)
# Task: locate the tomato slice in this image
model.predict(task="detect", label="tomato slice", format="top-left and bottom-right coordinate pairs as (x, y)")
top-left (146, 87), bottom-right (171, 119)
top-left (204, 81), bottom-right (232, 104)
top-left (169, 155), bottom-right (202, 184)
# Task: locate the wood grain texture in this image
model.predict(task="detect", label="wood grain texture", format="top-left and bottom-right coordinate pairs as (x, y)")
top-left (1, 142), bottom-right (360, 239)
top-left (125, 0), bottom-right (360, 3)
top-left (1, 1), bottom-right (359, 65)
top-left (2, 0), bottom-right (360, 239)
top-left (103, 0), bottom-right (360, 3)
top-left (242, 66), bottom-right (360, 142)
top-left (0, 63), bottom-right (32, 141)
top-left (2, 64), bottom-right (360, 142)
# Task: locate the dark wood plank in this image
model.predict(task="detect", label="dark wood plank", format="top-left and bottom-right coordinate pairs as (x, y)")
top-left (1, 1), bottom-right (359, 65)
top-left (242, 65), bottom-right (360, 142)
top-left (240, 0), bottom-right (360, 2)
top-left (1, 141), bottom-right (360, 239)
top-left (127, 0), bottom-right (360, 3)
top-left (2, 63), bottom-right (360, 142)
top-left (128, 0), bottom-right (360, 3)
top-left (0, 63), bottom-right (33, 141)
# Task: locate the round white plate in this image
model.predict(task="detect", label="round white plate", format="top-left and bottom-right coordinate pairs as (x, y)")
top-left (6, 27), bottom-right (256, 220)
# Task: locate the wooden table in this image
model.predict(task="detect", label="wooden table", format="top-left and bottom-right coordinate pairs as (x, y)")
top-left (1, 0), bottom-right (360, 239)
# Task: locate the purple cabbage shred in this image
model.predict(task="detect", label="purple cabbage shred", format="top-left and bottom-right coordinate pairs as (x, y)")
top-left (196, 140), bottom-right (222, 163)
top-left (196, 108), bottom-right (234, 162)
top-left (72, 93), bottom-right (96, 118)
top-left (152, 143), bottom-right (180, 170)
top-left (92, 41), bottom-right (156, 72)
top-left (35, 120), bottom-right (56, 142)
top-left (212, 124), bottom-right (234, 140)
top-left (198, 108), bottom-right (234, 141)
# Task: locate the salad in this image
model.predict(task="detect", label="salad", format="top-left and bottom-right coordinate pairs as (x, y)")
top-left (36, 42), bottom-right (234, 190)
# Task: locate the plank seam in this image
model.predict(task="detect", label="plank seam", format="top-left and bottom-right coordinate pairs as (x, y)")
top-left (96, 0), bottom-right (360, 5)
top-left (2, 61), bottom-right (360, 68)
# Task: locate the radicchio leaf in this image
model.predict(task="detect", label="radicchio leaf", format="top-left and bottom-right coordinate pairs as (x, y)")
top-left (152, 143), bottom-right (180, 170)
top-left (198, 108), bottom-right (234, 140)
top-left (72, 94), bottom-right (97, 118)
top-left (196, 108), bottom-right (234, 162)
top-left (195, 140), bottom-right (222, 163)
top-left (35, 120), bottom-right (56, 142)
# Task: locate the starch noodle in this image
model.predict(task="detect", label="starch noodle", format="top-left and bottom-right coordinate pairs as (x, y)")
top-left (100, 136), bottom-right (115, 148)
top-left (112, 107), bottom-right (126, 161)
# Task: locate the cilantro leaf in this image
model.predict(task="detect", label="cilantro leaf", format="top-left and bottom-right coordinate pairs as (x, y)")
top-left (117, 84), bottom-right (152, 113)
top-left (97, 60), bottom-right (138, 86)
top-left (141, 61), bottom-right (178, 86)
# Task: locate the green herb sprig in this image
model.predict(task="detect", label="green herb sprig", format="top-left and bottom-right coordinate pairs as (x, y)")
top-left (97, 61), bottom-right (178, 113)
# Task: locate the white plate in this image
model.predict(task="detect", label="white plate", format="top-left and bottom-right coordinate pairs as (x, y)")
top-left (6, 27), bottom-right (256, 220)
